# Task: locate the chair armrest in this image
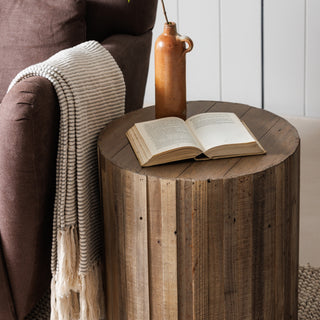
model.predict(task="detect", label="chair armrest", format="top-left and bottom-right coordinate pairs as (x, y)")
top-left (0, 77), bottom-right (59, 319)
top-left (102, 31), bottom-right (153, 113)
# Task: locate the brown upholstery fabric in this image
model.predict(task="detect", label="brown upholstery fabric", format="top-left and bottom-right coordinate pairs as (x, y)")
top-left (103, 31), bottom-right (153, 113)
top-left (0, 0), bottom-right (86, 102)
top-left (0, 77), bottom-right (59, 319)
top-left (86, 0), bottom-right (158, 41)
top-left (0, 242), bottom-right (16, 320)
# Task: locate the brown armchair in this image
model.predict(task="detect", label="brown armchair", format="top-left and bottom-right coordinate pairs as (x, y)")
top-left (0, 1), bottom-right (158, 319)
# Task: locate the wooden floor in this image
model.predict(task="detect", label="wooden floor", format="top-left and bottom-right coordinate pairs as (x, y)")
top-left (285, 116), bottom-right (320, 267)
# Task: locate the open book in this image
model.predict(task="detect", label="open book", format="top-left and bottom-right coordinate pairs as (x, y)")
top-left (126, 112), bottom-right (266, 167)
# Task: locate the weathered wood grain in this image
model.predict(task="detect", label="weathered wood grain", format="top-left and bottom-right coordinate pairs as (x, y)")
top-left (147, 177), bottom-right (178, 320)
top-left (98, 101), bottom-right (300, 320)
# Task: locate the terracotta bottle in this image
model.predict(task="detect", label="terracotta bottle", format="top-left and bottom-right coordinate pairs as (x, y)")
top-left (155, 22), bottom-right (193, 120)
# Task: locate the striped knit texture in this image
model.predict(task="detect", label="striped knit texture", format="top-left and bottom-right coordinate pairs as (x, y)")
top-left (9, 41), bottom-right (125, 319)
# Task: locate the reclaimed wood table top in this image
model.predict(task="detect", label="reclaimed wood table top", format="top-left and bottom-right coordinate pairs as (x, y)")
top-left (98, 100), bottom-right (300, 180)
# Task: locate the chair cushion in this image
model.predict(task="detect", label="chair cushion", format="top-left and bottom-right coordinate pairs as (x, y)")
top-left (0, 0), bottom-right (86, 102)
top-left (86, 0), bottom-right (158, 41)
top-left (102, 32), bottom-right (153, 113)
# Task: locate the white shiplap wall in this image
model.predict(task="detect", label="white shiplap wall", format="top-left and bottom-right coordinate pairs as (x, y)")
top-left (306, 0), bottom-right (320, 118)
top-left (144, 0), bottom-right (320, 118)
top-left (220, 0), bottom-right (262, 108)
top-left (179, 0), bottom-right (220, 102)
top-left (264, 0), bottom-right (305, 116)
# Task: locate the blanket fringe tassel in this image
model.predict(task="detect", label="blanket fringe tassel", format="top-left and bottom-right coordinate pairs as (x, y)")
top-left (50, 226), bottom-right (105, 320)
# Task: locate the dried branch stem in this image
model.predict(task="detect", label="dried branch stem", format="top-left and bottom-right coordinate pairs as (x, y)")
top-left (160, 0), bottom-right (169, 24)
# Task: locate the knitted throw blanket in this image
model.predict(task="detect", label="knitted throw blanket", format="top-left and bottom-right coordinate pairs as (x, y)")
top-left (9, 41), bottom-right (125, 320)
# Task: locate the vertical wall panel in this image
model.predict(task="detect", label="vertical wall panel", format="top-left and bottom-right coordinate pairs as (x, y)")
top-left (144, 0), bottom-right (178, 106)
top-left (220, 0), bottom-right (262, 108)
top-left (264, 0), bottom-right (305, 116)
top-left (305, 0), bottom-right (320, 118)
top-left (144, 0), bottom-right (320, 118)
top-left (179, 0), bottom-right (221, 102)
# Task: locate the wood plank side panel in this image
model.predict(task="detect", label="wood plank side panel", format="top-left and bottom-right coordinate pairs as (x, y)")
top-left (261, 169), bottom-right (276, 320)
top-left (286, 147), bottom-right (300, 319)
top-left (102, 160), bottom-right (127, 320)
top-left (176, 179), bottom-right (194, 319)
top-left (235, 175), bottom-right (253, 319)
top-left (207, 179), bottom-right (225, 319)
top-left (252, 168), bottom-right (277, 319)
top-left (159, 178), bottom-right (179, 319)
top-left (274, 162), bottom-right (286, 319)
top-left (102, 161), bottom-right (151, 320)
top-left (223, 178), bottom-right (239, 319)
top-left (147, 176), bottom-right (163, 320)
top-left (147, 177), bottom-right (178, 320)
top-left (191, 180), bottom-right (209, 319)
top-left (122, 171), bottom-right (150, 319)
top-left (251, 171), bottom-right (266, 318)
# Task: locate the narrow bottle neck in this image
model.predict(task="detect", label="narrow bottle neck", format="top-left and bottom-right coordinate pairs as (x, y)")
top-left (163, 22), bottom-right (177, 35)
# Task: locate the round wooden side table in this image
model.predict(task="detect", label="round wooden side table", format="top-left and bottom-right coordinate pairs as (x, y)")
top-left (98, 101), bottom-right (300, 320)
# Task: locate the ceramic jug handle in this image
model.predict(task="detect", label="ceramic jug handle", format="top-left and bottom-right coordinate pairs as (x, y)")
top-left (179, 35), bottom-right (193, 53)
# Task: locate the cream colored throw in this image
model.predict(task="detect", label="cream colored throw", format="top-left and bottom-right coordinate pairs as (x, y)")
top-left (9, 41), bottom-right (126, 320)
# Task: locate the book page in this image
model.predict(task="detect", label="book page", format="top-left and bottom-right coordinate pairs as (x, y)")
top-left (136, 117), bottom-right (201, 155)
top-left (186, 113), bottom-right (255, 151)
